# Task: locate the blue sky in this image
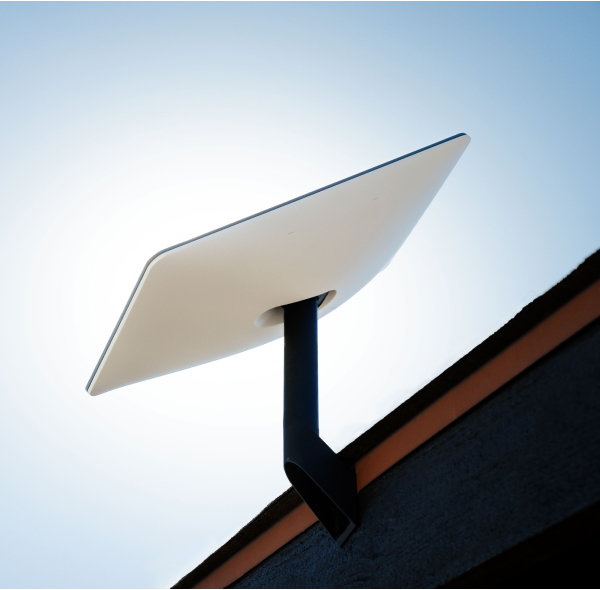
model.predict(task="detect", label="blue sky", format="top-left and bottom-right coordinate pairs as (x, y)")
top-left (0, 3), bottom-right (599, 588)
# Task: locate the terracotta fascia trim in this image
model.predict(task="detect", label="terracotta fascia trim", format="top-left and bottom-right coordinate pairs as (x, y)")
top-left (197, 504), bottom-right (317, 589)
top-left (355, 277), bottom-right (600, 489)
top-left (339, 249), bottom-right (600, 465)
top-left (174, 250), bottom-right (600, 589)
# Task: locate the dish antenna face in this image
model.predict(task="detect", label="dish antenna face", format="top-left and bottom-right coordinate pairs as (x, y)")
top-left (86, 133), bottom-right (470, 544)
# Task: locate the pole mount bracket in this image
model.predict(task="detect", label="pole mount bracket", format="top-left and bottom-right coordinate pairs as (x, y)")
top-left (283, 296), bottom-right (359, 546)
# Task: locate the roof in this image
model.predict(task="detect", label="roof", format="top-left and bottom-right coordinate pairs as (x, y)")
top-left (174, 247), bottom-right (600, 589)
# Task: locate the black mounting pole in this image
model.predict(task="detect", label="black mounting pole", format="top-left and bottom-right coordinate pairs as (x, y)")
top-left (283, 295), bottom-right (358, 546)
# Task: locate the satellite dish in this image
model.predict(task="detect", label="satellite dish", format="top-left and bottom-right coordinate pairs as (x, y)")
top-left (86, 133), bottom-right (471, 544)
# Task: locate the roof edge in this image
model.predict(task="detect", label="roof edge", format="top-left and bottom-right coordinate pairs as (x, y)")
top-left (174, 247), bottom-right (600, 589)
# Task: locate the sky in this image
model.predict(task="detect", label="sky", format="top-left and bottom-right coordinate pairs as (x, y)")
top-left (0, 2), bottom-right (599, 588)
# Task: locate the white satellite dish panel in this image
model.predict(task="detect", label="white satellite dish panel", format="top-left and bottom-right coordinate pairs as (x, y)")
top-left (87, 134), bottom-right (470, 396)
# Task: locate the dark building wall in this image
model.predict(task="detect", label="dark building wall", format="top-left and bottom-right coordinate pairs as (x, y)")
top-left (232, 318), bottom-right (600, 589)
